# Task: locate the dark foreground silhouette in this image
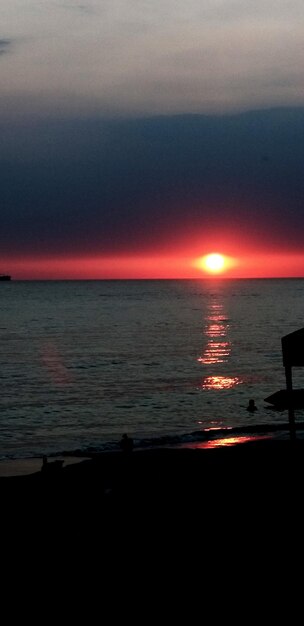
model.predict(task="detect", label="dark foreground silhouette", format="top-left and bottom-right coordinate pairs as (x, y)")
top-left (1, 438), bottom-right (304, 557)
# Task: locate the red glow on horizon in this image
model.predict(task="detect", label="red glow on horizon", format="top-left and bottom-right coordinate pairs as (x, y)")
top-left (1, 251), bottom-right (304, 280)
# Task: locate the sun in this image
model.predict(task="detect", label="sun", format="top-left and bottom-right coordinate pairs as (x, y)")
top-left (203, 253), bottom-right (225, 273)
top-left (193, 252), bottom-right (237, 275)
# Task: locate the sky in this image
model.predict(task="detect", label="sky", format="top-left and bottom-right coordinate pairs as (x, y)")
top-left (1, 1), bottom-right (304, 279)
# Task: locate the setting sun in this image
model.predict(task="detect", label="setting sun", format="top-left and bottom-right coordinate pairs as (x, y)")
top-left (204, 253), bottom-right (225, 273)
top-left (193, 253), bottom-right (237, 276)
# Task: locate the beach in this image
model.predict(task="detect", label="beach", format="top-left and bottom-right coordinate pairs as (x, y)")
top-left (1, 436), bottom-right (303, 555)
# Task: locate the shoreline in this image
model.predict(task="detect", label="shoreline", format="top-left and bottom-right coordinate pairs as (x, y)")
top-left (2, 436), bottom-right (301, 484)
top-left (0, 430), bottom-right (296, 479)
top-left (0, 428), bottom-right (295, 477)
top-left (0, 420), bottom-right (298, 477)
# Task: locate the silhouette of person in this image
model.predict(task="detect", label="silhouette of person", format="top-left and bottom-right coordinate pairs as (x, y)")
top-left (120, 433), bottom-right (134, 453)
top-left (247, 399), bottom-right (257, 413)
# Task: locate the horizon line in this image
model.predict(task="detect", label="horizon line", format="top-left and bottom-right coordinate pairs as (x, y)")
top-left (6, 276), bottom-right (304, 282)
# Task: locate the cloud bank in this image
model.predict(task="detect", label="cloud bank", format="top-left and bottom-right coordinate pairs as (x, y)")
top-left (1, 108), bottom-right (304, 259)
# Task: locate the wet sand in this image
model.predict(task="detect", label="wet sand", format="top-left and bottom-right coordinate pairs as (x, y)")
top-left (0, 456), bottom-right (90, 477)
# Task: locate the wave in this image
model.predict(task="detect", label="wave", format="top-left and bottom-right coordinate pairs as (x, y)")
top-left (57, 420), bottom-right (302, 458)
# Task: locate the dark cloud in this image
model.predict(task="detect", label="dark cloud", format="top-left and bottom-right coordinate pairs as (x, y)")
top-left (0, 39), bottom-right (12, 55)
top-left (1, 107), bottom-right (304, 257)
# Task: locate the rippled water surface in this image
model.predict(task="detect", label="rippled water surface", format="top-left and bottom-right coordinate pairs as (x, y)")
top-left (0, 279), bottom-right (303, 458)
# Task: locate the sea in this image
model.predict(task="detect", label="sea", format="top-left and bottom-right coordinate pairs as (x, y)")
top-left (0, 278), bottom-right (303, 460)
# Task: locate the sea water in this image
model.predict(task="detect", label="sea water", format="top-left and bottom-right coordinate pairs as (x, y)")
top-left (0, 279), bottom-right (303, 459)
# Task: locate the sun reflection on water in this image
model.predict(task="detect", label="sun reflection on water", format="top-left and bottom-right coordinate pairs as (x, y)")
top-left (198, 342), bottom-right (230, 364)
top-left (202, 375), bottom-right (241, 389)
top-left (197, 292), bottom-right (243, 391)
top-left (198, 299), bottom-right (231, 366)
top-left (193, 435), bottom-right (271, 449)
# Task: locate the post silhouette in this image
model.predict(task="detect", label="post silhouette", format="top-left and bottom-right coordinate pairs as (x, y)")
top-left (281, 328), bottom-right (304, 440)
top-left (284, 365), bottom-right (296, 440)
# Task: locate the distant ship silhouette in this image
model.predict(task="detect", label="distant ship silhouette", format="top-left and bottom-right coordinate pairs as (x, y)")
top-left (0, 275), bottom-right (11, 281)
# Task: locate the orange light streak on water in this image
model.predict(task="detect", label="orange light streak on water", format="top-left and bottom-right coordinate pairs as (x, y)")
top-left (201, 376), bottom-right (241, 389)
top-left (193, 435), bottom-right (271, 449)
